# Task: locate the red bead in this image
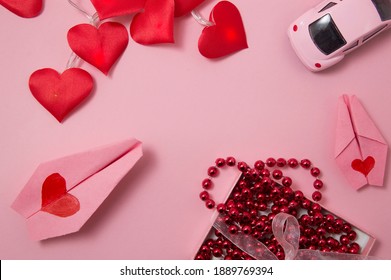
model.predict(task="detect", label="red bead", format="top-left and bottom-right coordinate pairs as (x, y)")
top-left (237, 161), bottom-right (248, 172)
top-left (312, 191), bottom-right (322, 201)
top-left (348, 231), bottom-right (357, 241)
top-left (280, 206), bottom-right (289, 213)
top-left (340, 235), bottom-right (350, 245)
top-left (200, 245), bottom-right (210, 253)
top-left (226, 156), bottom-right (236, 166)
top-left (202, 178), bottom-right (213, 189)
top-left (276, 158), bottom-right (287, 167)
top-left (254, 160), bottom-right (265, 170)
top-left (266, 157), bottom-right (276, 167)
top-left (325, 214), bottom-right (335, 224)
top-left (287, 158), bottom-right (299, 168)
top-left (224, 255), bottom-right (233, 260)
top-left (205, 199), bottom-right (215, 209)
top-left (242, 225), bottom-right (252, 235)
top-left (294, 190), bottom-right (304, 201)
top-left (313, 212), bottom-right (323, 225)
top-left (228, 225), bottom-right (239, 234)
top-left (199, 191), bottom-right (209, 201)
top-left (258, 202), bottom-right (268, 211)
top-left (342, 223), bottom-right (352, 233)
top-left (310, 167), bottom-right (320, 177)
top-left (300, 214), bottom-right (312, 226)
top-left (272, 169), bottom-right (283, 179)
top-left (208, 166), bottom-right (218, 177)
top-left (260, 169), bottom-right (270, 177)
top-left (282, 176), bottom-right (292, 187)
top-left (195, 254), bottom-right (205, 260)
top-left (216, 203), bottom-right (226, 213)
top-left (301, 199), bottom-right (311, 209)
top-left (334, 219), bottom-right (344, 230)
top-left (313, 179), bottom-right (323, 189)
top-left (300, 159), bottom-right (311, 169)
top-left (311, 203), bottom-right (322, 212)
top-left (316, 227), bottom-right (326, 236)
top-left (212, 247), bottom-right (223, 258)
top-left (276, 251), bottom-right (285, 260)
top-left (215, 158), bottom-right (226, 167)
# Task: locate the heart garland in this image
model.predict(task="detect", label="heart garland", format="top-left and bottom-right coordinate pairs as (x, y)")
top-left (67, 22), bottom-right (129, 75)
top-left (41, 173), bottom-right (80, 217)
top-left (130, 0), bottom-right (175, 45)
top-left (198, 1), bottom-right (248, 58)
top-left (0, 0), bottom-right (43, 18)
top-left (27, 0), bottom-right (248, 122)
top-left (29, 68), bottom-right (94, 122)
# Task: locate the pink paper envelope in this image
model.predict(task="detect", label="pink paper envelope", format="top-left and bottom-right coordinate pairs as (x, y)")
top-left (11, 138), bottom-right (143, 240)
top-left (335, 95), bottom-right (388, 190)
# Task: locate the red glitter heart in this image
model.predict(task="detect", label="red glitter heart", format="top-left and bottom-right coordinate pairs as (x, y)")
top-left (41, 173), bottom-right (80, 218)
top-left (174, 0), bottom-right (205, 17)
top-left (198, 1), bottom-right (248, 59)
top-left (351, 156), bottom-right (375, 176)
top-left (130, 0), bottom-right (175, 45)
top-left (29, 68), bottom-right (93, 122)
top-left (67, 22), bottom-right (129, 75)
top-left (0, 0), bottom-right (42, 18)
top-left (90, 0), bottom-right (145, 20)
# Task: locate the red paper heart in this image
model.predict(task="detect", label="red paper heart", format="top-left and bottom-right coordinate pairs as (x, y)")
top-left (41, 173), bottom-right (80, 218)
top-left (351, 156), bottom-right (375, 176)
top-left (130, 0), bottom-right (175, 45)
top-left (198, 1), bottom-right (248, 59)
top-left (29, 68), bottom-right (93, 122)
top-left (174, 0), bottom-right (205, 17)
top-left (0, 0), bottom-right (42, 18)
top-left (67, 22), bottom-right (129, 75)
top-left (91, 0), bottom-right (146, 20)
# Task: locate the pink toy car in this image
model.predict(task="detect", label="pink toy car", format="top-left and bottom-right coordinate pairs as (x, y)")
top-left (288, 0), bottom-right (391, 71)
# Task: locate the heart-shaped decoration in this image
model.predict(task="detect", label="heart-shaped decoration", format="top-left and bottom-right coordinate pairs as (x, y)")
top-left (41, 173), bottom-right (80, 218)
top-left (351, 156), bottom-right (375, 177)
top-left (91, 0), bottom-right (146, 20)
top-left (29, 68), bottom-right (93, 122)
top-left (130, 0), bottom-right (175, 45)
top-left (198, 1), bottom-right (248, 59)
top-left (0, 0), bottom-right (42, 18)
top-left (174, 0), bottom-right (205, 17)
top-left (67, 22), bottom-right (129, 75)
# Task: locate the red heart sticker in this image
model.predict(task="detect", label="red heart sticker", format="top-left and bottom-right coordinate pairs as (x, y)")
top-left (130, 0), bottom-right (175, 45)
top-left (67, 22), bottom-right (129, 75)
top-left (41, 173), bottom-right (80, 218)
top-left (198, 1), bottom-right (248, 59)
top-left (0, 0), bottom-right (42, 18)
top-left (174, 0), bottom-right (205, 17)
top-left (351, 156), bottom-right (375, 177)
top-left (29, 68), bottom-right (93, 122)
top-left (90, 0), bottom-right (146, 20)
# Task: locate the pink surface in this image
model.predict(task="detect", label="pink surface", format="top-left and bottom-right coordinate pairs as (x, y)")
top-left (1, 0), bottom-right (391, 259)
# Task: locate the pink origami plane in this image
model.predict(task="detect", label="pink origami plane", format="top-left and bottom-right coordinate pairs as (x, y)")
top-left (12, 138), bottom-right (143, 240)
top-left (335, 95), bottom-right (388, 190)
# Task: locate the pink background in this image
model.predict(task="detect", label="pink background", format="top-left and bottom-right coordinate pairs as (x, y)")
top-left (1, 0), bottom-right (391, 259)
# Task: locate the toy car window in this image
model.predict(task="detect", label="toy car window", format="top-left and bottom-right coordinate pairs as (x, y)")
top-left (343, 41), bottom-right (359, 52)
top-left (363, 24), bottom-right (387, 42)
top-left (371, 0), bottom-right (391, 21)
top-left (309, 14), bottom-right (346, 55)
top-left (319, 2), bottom-right (337, 13)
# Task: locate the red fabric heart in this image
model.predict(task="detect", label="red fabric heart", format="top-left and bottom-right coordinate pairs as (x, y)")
top-left (41, 173), bottom-right (80, 218)
top-left (90, 0), bottom-right (146, 20)
top-left (198, 1), bottom-right (248, 59)
top-left (351, 156), bottom-right (375, 176)
top-left (130, 0), bottom-right (175, 45)
top-left (0, 0), bottom-right (42, 18)
top-left (67, 22), bottom-right (129, 75)
top-left (174, 0), bottom-right (205, 17)
top-left (29, 68), bottom-right (93, 122)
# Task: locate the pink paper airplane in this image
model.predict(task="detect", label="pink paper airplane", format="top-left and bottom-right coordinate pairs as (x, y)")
top-left (12, 138), bottom-right (143, 240)
top-left (335, 95), bottom-right (388, 190)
